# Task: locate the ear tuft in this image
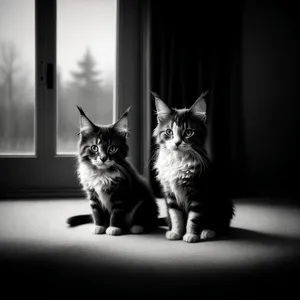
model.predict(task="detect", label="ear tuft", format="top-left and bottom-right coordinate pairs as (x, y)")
top-left (113, 107), bottom-right (130, 137)
top-left (76, 105), bottom-right (96, 134)
top-left (189, 91), bottom-right (208, 116)
top-left (152, 93), bottom-right (172, 122)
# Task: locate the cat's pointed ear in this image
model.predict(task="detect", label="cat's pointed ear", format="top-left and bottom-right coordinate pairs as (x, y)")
top-left (76, 106), bottom-right (96, 134)
top-left (113, 106), bottom-right (130, 138)
top-left (152, 92), bottom-right (172, 122)
top-left (189, 91), bottom-right (208, 116)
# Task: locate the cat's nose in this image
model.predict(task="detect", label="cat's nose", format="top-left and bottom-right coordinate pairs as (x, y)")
top-left (100, 156), bottom-right (107, 163)
top-left (174, 141), bottom-right (181, 147)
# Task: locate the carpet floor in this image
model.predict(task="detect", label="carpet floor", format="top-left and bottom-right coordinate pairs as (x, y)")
top-left (0, 197), bottom-right (300, 299)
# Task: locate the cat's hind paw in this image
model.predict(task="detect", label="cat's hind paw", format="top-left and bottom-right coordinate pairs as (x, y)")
top-left (90, 225), bottom-right (106, 234)
top-left (200, 229), bottom-right (216, 240)
top-left (183, 233), bottom-right (200, 243)
top-left (130, 225), bottom-right (144, 234)
top-left (166, 231), bottom-right (183, 240)
top-left (106, 226), bottom-right (122, 236)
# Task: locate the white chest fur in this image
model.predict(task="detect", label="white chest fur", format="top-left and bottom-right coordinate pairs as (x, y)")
top-left (154, 149), bottom-right (196, 203)
top-left (78, 163), bottom-right (121, 211)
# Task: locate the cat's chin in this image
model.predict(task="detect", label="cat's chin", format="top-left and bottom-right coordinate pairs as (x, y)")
top-left (166, 145), bottom-right (189, 153)
top-left (91, 161), bottom-right (113, 170)
top-left (96, 165), bottom-right (110, 170)
top-left (166, 147), bottom-right (188, 158)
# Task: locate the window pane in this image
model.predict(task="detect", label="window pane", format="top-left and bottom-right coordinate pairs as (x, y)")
top-left (57, 0), bottom-right (116, 154)
top-left (0, 0), bottom-right (35, 155)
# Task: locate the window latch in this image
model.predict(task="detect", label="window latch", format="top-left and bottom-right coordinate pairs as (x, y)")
top-left (46, 63), bottom-right (54, 90)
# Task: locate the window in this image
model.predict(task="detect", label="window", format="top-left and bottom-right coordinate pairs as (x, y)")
top-left (0, 0), bottom-right (35, 155)
top-left (0, 0), bottom-right (149, 198)
top-left (56, 0), bottom-right (116, 154)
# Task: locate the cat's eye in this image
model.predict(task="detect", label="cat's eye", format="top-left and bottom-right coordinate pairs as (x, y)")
top-left (109, 146), bottom-right (118, 154)
top-left (165, 129), bottom-right (173, 136)
top-left (90, 145), bottom-right (98, 153)
top-left (184, 129), bottom-right (194, 138)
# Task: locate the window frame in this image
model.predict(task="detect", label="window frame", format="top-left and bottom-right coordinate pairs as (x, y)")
top-left (0, 0), bottom-right (151, 199)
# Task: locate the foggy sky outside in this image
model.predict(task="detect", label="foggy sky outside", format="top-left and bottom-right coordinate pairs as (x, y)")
top-left (0, 0), bottom-right (35, 85)
top-left (0, 0), bottom-right (116, 154)
top-left (0, 0), bottom-right (116, 85)
top-left (57, 0), bottom-right (116, 84)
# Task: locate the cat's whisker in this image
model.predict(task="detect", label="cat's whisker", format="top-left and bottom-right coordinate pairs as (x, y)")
top-left (115, 163), bottom-right (129, 179)
top-left (116, 161), bottom-right (135, 181)
top-left (190, 147), bottom-right (209, 167)
top-left (147, 152), bottom-right (159, 167)
top-left (191, 146), bottom-right (208, 157)
top-left (188, 148), bottom-right (209, 175)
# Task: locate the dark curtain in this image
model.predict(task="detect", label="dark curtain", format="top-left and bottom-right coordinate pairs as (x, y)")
top-left (149, 1), bottom-right (245, 198)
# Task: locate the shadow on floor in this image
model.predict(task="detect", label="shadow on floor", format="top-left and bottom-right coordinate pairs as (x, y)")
top-left (219, 226), bottom-right (300, 244)
top-left (1, 226), bottom-right (300, 299)
top-left (153, 225), bottom-right (300, 247)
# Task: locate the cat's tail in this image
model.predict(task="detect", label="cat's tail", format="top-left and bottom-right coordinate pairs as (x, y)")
top-left (157, 216), bottom-right (168, 227)
top-left (66, 214), bottom-right (93, 227)
top-left (66, 214), bottom-right (167, 228)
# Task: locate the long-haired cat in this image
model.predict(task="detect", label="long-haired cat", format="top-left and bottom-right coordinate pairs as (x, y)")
top-left (152, 92), bottom-right (234, 243)
top-left (67, 106), bottom-right (159, 236)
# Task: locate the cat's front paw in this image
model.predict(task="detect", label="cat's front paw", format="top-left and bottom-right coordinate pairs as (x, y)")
top-left (90, 225), bottom-right (106, 234)
top-left (106, 226), bottom-right (122, 236)
top-left (130, 225), bottom-right (144, 234)
top-left (166, 231), bottom-right (183, 240)
top-left (183, 233), bottom-right (200, 243)
top-left (200, 229), bottom-right (216, 240)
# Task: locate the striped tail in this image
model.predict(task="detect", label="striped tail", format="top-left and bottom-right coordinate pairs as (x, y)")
top-left (66, 214), bottom-right (93, 227)
top-left (157, 216), bottom-right (168, 227)
top-left (66, 214), bottom-right (167, 228)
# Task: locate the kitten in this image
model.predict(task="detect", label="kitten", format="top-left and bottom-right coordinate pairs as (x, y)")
top-left (67, 106), bottom-right (160, 236)
top-left (152, 92), bottom-right (235, 243)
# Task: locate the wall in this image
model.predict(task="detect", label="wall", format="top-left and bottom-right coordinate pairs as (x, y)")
top-left (242, 0), bottom-right (300, 196)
